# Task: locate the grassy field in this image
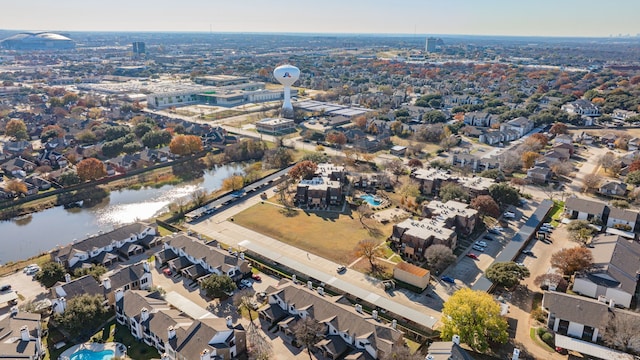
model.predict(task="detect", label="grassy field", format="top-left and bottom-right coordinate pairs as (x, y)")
top-left (233, 203), bottom-right (392, 264)
top-left (0, 253), bottom-right (50, 277)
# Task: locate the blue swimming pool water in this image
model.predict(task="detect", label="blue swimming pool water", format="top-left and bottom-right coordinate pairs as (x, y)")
top-left (360, 194), bottom-right (381, 206)
top-left (69, 349), bottom-right (114, 360)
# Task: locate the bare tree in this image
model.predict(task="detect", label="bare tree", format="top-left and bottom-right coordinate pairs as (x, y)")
top-left (604, 313), bottom-right (640, 354)
top-left (425, 245), bottom-right (456, 273)
top-left (582, 173), bottom-right (602, 192)
top-left (354, 239), bottom-right (384, 272)
top-left (599, 152), bottom-right (618, 173)
top-left (293, 317), bottom-right (325, 360)
top-left (386, 158), bottom-right (405, 183)
top-left (234, 290), bottom-right (258, 326)
top-left (247, 325), bottom-right (273, 360)
top-left (357, 203), bottom-right (374, 229)
top-left (191, 189), bottom-right (208, 207)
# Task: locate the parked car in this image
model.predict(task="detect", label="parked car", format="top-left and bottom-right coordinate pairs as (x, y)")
top-left (488, 228), bottom-right (500, 235)
top-left (543, 223), bottom-right (555, 229)
top-left (475, 241), bottom-right (488, 248)
top-left (483, 235), bottom-right (494, 241)
top-left (24, 264), bottom-right (40, 275)
top-left (522, 249), bottom-right (534, 256)
top-left (0, 284), bottom-right (11, 292)
top-left (472, 245), bottom-right (485, 252)
top-left (336, 266), bottom-right (347, 274)
top-left (492, 226), bottom-right (504, 232)
top-left (240, 279), bottom-right (253, 289)
top-left (466, 253), bottom-right (479, 260)
top-left (162, 268), bottom-right (172, 276)
top-left (441, 276), bottom-right (456, 284)
top-left (251, 273), bottom-right (262, 282)
top-left (503, 211), bottom-right (516, 218)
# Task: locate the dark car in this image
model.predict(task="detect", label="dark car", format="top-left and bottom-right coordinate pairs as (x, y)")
top-left (336, 266), bottom-right (347, 274)
top-left (441, 276), bottom-right (456, 284)
top-left (251, 273), bottom-right (262, 282)
top-left (0, 284), bottom-right (11, 292)
top-left (483, 235), bottom-right (494, 241)
top-left (522, 250), bottom-right (534, 256)
top-left (466, 253), bottom-right (479, 260)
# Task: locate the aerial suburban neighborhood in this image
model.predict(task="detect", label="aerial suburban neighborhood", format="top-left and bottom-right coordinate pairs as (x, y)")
top-left (1, 6), bottom-right (640, 360)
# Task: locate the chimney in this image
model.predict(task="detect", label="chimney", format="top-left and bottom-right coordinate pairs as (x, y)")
top-left (317, 287), bottom-right (324, 295)
top-left (60, 297), bottom-right (67, 312)
top-left (143, 261), bottom-right (150, 272)
top-left (597, 295), bottom-right (607, 303)
top-left (103, 278), bottom-right (111, 290)
top-left (115, 288), bottom-right (124, 302)
top-left (167, 326), bottom-right (176, 339)
top-left (391, 319), bottom-right (397, 329)
top-left (20, 325), bottom-right (30, 342)
top-left (372, 310), bottom-right (378, 320)
top-left (292, 274), bottom-right (296, 283)
top-left (512, 348), bottom-right (520, 360)
top-left (239, 252), bottom-right (245, 260)
top-left (426, 355), bottom-right (434, 360)
top-left (141, 307), bottom-right (149, 322)
top-left (609, 299), bottom-right (616, 309)
top-left (161, 354), bottom-right (170, 360)
top-left (10, 306), bottom-right (18, 317)
top-left (64, 273), bottom-right (71, 283)
top-left (355, 304), bottom-right (362, 313)
top-left (200, 349), bottom-right (210, 360)
top-left (226, 316), bottom-right (233, 328)
top-left (307, 281), bottom-right (313, 289)
top-left (452, 334), bottom-right (460, 345)
top-left (217, 243), bottom-right (221, 249)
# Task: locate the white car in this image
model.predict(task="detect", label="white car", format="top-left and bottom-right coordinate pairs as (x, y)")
top-left (240, 279), bottom-right (253, 288)
top-left (472, 245), bottom-right (485, 252)
top-left (475, 241), bottom-right (488, 248)
top-left (542, 223), bottom-right (555, 229)
top-left (23, 264), bottom-right (40, 275)
top-left (503, 211), bottom-right (516, 218)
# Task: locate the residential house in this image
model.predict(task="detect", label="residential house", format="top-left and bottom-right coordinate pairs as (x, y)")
top-left (1, 157), bottom-right (36, 177)
top-left (561, 99), bottom-right (600, 117)
top-left (411, 168), bottom-right (453, 195)
top-left (463, 112), bottom-right (497, 127)
top-left (2, 140), bottom-right (32, 155)
top-left (0, 308), bottom-right (44, 359)
top-left (426, 338), bottom-right (475, 360)
top-left (598, 181), bottom-right (627, 197)
top-left (423, 200), bottom-right (478, 235)
top-left (499, 116), bottom-right (534, 137)
top-left (563, 197), bottom-right (608, 222)
top-left (553, 142), bottom-right (574, 157)
top-left (449, 153), bottom-right (499, 172)
top-left (628, 138), bottom-right (640, 151)
top-left (51, 222), bottom-right (160, 270)
top-left (544, 148), bottom-right (571, 162)
top-left (527, 166), bottom-right (552, 184)
top-left (479, 131), bottom-right (503, 145)
top-left (554, 134), bottom-right (573, 145)
top-left (390, 218), bottom-right (457, 260)
top-left (389, 145), bottom-right (406, 156)
top-left (572, 234), bottom-right (640, 308)
top-left (599, 133), bottom-right (617, 147)
top-left (103, 261), bottom-right (153, 305)
top-left (50, 274), bottom-right (104, 314)
top-left (574, 131), bottom-right (593, 145)
top-left (258, 280), bottom-right (403, 359)
top-left (606, 207), bottom-right (639, 232)
top-left (116, 290), bottom-right (246, 359)
top-left (456, 176), bottom-right (495, 198)
top-left (393, 262), bottom-right (430, 291)
top-left (612, 109), bottom-right (638, 121)
top-left (155, 233), bottom-right (251, 283)
top-left (543, 291), bottom-right (611, 342)
top-left (25, 175), bottom-right (51, 191)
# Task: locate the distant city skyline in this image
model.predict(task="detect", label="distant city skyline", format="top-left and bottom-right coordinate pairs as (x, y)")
top-left (1, 0), bottom-right (639, 38)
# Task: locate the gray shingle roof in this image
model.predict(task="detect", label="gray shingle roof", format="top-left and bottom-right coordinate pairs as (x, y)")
top-left (543, 291), bottom-right (610, 330)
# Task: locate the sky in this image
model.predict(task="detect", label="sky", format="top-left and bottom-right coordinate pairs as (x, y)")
top-left (1, 0), bottom-right (639, 37)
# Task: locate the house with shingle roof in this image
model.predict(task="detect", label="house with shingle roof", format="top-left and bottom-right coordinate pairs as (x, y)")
top-left (606, 207), bottom-right (639, 232)
top-left (258, 280), bottom-right (403, 359)
top-left (393, 262), bottom-right (430, 291)
top-left (50, 274), bottom-right (104, 314)
top-left (564, 197), bottom-right (609, 222)
top-left (0, 308), bottom-right (43, 359)
top-left (116, 290), bottom-right (246, 359)
top-left (103, 261), bottom-right (153, 305)
top-left (572, 234), bottom-right (640, 308)
top-left (51, 222), bottom-right (159, 270)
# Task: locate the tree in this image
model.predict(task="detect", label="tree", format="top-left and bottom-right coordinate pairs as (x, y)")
top-left (40, 124), bottom-right (65, 142)
top-left (58, 171), bottom-right (81, 186)
top-left (407, 158), bottom-right (423, 169)
top-left (352, 115), bottom-right (367, 129)
top-left (627, 170), bottom-right (640, 185)
top-left (222, 174), bottom-right (245, 191)
top-left (549, 122), bottom-right (568, 135)
top-left (533, 273), bottom-right (566, 290)
top-left (263, 147), bottom-right (292, 169)
top-left (169, 134), bottom-right (203, 156)
top-left (34, 262), bottom-right (66, 288)
top-left (551, 247), bottom-right (593, 275)
top-left (604, 313), bottom-right (640, 354)
top-left (422, 110), bottom-right (447, 123)
top-left (386, 158), bottom-right (405, 182)
top-left (73, 264), bottom-right (107, 281)
top-left (485, 262), bottom-right (530, 288)
top-left (488, 183), bottom-right (520, 208)
top-left (325, 131), bottom-right (347, 146)
top-left (529, 133), bottom-right (549, 146)
top-left (234, 289), bottom-right (259, 326)
top-left (382, 339), bottom-right (423, 360)
top-left (141, 130), bottom-right (172, 148)
top-left (582, 173), bottom-right (602, 192)
top-left (5, 119), bottom-right (28, 140)
top-left (425, 245), bottom-right (456, 273)
top-left (283, 159), bottom-right (313, 182)
top-left (357, 203), bottom-right (374, 228)
top-left (470, 195), bottom-right (500, 218)
top-left (200, 274), bottom-right (237, 298)
top-left (399, 180), bottom-right (420, 199)
top-left (76, 158), bottom-right (107, 181)
top-left (293, 317), bottom-right (324, 360)
top-left (246, 324), bottom-right (273, 360)
top-left (5, 179), bottom-right (27, 195)
top-left (439, 183), bottom-right (469, 202)
top-left (441, 288), bottom-right (509, 352)
top-left (53, 293), bottom-right (110, 338)
top-left (599, 152), bottom-right (618, 173)
top-left (521, 151), bottom-right (541, 169)
top-left (354, 239), bottom-right (383, 272)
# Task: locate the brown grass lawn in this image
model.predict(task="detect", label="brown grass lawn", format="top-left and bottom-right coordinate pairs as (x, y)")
top-left (351, 257), bottom-right (394, 279)
top-left (233, 203), bottom-right (393, 264)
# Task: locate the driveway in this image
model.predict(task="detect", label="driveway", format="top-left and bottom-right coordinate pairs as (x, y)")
top-left (0, 270), bottom-right (47, 317)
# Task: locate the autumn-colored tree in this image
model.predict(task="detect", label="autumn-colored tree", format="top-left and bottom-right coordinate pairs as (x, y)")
top-left (222, 175), bottom-right (244, 191)
top-left (386, 158), bottom-right (405, 182)
top-left (549, 122), bottom-right (568, 135)
top-left (5, 119), bottom-right (28, 140)
top-left (169, 134), bottom-right (203, 156)
top-left (353, 239), bottom-right (384, 272)
top-left (352, 115), bottom-right (367, 129)
top-left (325, 131), bottom-right (347, 146)
top-left (470, 195), bottom-right (500, 218)
top-left (5, 179), bottom-right (28, 195)
top-left (407, 158), bottom-right (423, 168)
top-left (76, 158), bottom-right (107, 181)
top-left (629, 159), bottom-right (640, 172)
top-left (521, 151), bottom-right (541, 169)
top-left (533, 273), bottom-right (566, 289)
top-left (40, 124), bottom-right (66, 141)
top-left (551, 247), bottom-right (593, 275)
top-left (441, 288), bottom-right (509, 352)
top-left (288, 160), bottom-right (318, 180)
top-left (529, 133), bottom-right (549, 146)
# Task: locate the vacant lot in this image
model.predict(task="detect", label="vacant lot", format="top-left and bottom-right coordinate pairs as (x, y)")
top-left (233, 203), bottom-right (392, 264)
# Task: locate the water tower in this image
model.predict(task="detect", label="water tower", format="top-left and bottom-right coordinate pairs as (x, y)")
top-left (273, 64), bottom-right (300, 118)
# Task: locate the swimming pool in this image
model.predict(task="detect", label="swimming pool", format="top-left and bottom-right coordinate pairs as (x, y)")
top-left (360, 194), bottom-right (382, 206)
top-left (69, 349), bottom-right (114, 360)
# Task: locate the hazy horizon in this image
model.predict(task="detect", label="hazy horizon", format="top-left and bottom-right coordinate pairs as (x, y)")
top-left (1, 0), bottom-right (639, 38)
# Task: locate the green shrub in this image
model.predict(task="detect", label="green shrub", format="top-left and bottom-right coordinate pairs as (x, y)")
top-left (541, 332), bottom-right (554, 346)
top-left (537, 327), bottom-right (546, 337)
top-left (531, 308), bottom-right (547, 323)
